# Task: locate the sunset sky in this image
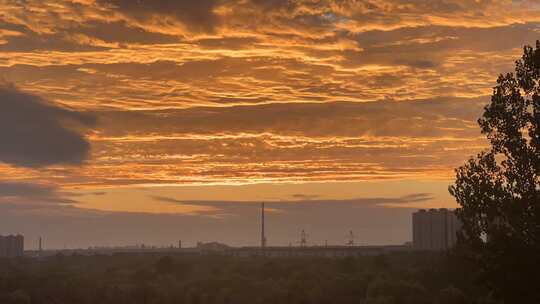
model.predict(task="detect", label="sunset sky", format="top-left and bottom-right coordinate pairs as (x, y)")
top-left (2, 0), bottom-right (540, 249)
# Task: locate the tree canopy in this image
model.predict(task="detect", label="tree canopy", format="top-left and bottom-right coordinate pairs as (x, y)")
top-left (0, 253), bottom-right (493, 304)
top-left (450, 40), bottom-right (540, 303)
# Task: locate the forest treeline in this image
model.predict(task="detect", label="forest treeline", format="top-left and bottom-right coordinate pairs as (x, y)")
top-left (0, 252), bottom-right (498, 304)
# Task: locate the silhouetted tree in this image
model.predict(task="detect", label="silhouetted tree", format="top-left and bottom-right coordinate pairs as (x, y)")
top-left (365, 278), bottom-right (428, 304)
top-left (0, 252), bottom-right (497, 303)
top-left (154, 256), bottom-right (175, 275)
top-left (7, 290), bottom-right (30, 304)
top-left (438, 286), bottom-right (466, 304)
top-left (449, 41), bottom-right (540, 303)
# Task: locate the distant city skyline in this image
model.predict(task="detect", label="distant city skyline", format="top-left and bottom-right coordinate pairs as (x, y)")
top-left (3, 180), bottom-right (451, 250)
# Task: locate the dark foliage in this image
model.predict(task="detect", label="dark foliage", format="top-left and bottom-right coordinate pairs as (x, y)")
top-left (450, 41), bottom-right (540, 303)
top-left (0, 253), bottom-right (495, 304)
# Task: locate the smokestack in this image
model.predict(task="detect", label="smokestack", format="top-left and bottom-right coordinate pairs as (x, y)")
top-left (261, 202), bottom-right (266, 248)
top-left (38, 237), bottom-right (42, 257)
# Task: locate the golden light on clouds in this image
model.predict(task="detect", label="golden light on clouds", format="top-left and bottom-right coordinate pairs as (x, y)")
top-left (1, 0), bottom-right (539, 219)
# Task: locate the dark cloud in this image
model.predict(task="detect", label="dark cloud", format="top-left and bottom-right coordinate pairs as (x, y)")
top-left (0, 85), bottom-right (95, 168)
top-left (0, 181), bottom-right (76, 205)
top-left (95, 96), bottom-right (486, 138)
top-left (405, 59), bottom-right (436, 69)
top-left (0, 182), bottom-right (55, 197)
top-left (0, 33), bottom-right (109, 53)
top-left (84, 58), bottom-right (260, 81)
top-left (0, 19), bottom-right (178, 53)
top-left (250, 0), bottom-right (292, 10)
top-left (291, 194), bottom-right (321, 200)
top-left (0, 21), bottom-right (108, 52)
top-left (74, 20), bottom-right (182, 45)
top-left (99, 0), bottom-right (222, 32)
top-left (196, 37), bottom-right (260, 49)
top-left (350, 23), bottom-right (540, 68)
top-left (150, 193), bottom-right (433, 208)
top-left (63, 191), bottom-right (107, 197)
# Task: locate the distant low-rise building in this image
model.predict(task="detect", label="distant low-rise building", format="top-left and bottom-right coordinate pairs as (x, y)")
top-left (196, 241), bottom-right (230, 253)
top-left (229, 245), bottom-right (411, 258)
top-left (412, 209), bottom-right (461, 251)
top-left (0, 235), bottom-right (24, 258)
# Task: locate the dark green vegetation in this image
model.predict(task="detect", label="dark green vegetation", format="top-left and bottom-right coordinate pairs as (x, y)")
top-left (450, 40), bottom-right (540, 303)
top-left (0, 253), bottom-right (497, 304)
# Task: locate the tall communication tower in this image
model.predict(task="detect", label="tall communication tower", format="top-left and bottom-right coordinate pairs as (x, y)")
top-left (261, 203), bottom-right (267, 248)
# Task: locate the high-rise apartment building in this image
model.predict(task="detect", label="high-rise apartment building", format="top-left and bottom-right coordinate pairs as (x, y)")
top-left (412, 209), bottom-right (461, 251)
top-left (0, 235), bottom-right (24, 258)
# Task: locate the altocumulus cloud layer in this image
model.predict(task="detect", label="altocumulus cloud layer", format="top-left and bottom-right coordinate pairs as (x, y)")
top-left (0, 0), bottom-right (539, 187)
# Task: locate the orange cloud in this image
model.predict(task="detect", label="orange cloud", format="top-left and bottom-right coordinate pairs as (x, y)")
top-left (0, 0), bottom-right (535, 190)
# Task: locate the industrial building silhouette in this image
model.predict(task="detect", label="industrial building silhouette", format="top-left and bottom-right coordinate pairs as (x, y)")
top-left (412, 209), bottom-right (461, 251)
top-left (0, 234), bottom-right (24, 258)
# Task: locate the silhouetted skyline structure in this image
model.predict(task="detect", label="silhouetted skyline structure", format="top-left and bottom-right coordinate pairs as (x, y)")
top-left (261, 202), bottom-right (266, 248)
top-left (19, 207), bottom-right (461, 257)
top-left (412, 209), bottom-right (461, 251)
top-left (0, 234), bottom-right (24, 258)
